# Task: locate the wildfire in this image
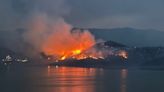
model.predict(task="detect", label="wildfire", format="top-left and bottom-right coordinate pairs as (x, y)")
top-left (26, 10), bottom-right (129, 62)
top-left (59, 49), bottom-right (82, 60)
top-left (37, 20), bottom-right (129, 61)
top-left (72, 49), bottom-right (81, 55)
top-left (118, 50), bottom-right (128, 59)
top-left (40, 20), bottom-right (99, 61)
top-left (57, 49), bottom-right (105, 61)
top-left (60, 56), bottom-right (66, 60)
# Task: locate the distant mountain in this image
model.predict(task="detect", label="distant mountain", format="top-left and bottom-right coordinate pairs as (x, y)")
top-left (127, 47), bottom-right (164, 66)
top-left (1, 27), bottom-right (164, 47)
top-left (96, 40), bottom-right (127, 48)
top-left (0, 46), bottom-right (28, 61)
top-left (91, 41), bottom-right (164, 66)
top-left (142, 57), bottom-right (164, 66)
top-left (1, 27), bottom-right (164, 65)
top-left (88, 27), bottom-right (164, 47)
top-left (50, 40), bottom-right (164, 68)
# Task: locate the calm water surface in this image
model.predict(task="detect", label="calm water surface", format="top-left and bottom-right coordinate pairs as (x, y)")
top-left (0, 65), bottom-right (164, 92)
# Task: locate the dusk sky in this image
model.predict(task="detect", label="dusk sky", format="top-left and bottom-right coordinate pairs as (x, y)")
top-left (1, 1), bottom-right (164, 92)
top-left (67, 0), bottom-right (164, 30)
top-left (0, 0), bottom-right (164, 31)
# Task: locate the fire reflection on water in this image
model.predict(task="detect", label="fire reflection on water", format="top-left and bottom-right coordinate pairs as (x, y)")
top-left (120, 69), bottom-right (128, 92)
top-left (46, 66), bottom-right (128, 92)
top-left (47, 66), bottom-right (104, 92)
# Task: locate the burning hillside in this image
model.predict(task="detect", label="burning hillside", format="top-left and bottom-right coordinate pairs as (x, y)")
top-left (31, 18), bottom-right (125, 61)
top-left (49, 41), bottom-right (129, 68)
top-left (22, 3), bottom-right (128, 61)
top-left (40, 22), bottom-right (98, 60)
top-left (19, 0), bottom-right (128, 61)
top-left (41, 39), bottom-right (129, 61)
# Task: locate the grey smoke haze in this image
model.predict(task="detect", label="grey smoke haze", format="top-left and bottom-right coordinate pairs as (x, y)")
top-left (0, 0), bottom-right (164, 56)
top-left (0, 0), bottom-right (72, 57)
top-left (0, 0), bottom-right (97, 58)
top-left (0, 0), bottom-right (164, 30)
top-left (0, 0), bottom-right (70, 30)
top-left (67, 0), bottom-right (164, 31)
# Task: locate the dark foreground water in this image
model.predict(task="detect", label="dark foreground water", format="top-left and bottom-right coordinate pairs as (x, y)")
top-left (0, 65), bottom-right (164, 92)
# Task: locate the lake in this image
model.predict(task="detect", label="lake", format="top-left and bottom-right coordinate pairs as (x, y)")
top-left (0, 65), bottom-right (164, 92)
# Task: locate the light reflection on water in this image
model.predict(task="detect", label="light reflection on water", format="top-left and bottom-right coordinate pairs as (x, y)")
top-left (1, 65), bottom-right (164, 92)
top-left (120, 69), bottom-right (128, 92)
top-left (0, 65), bottom-right (128, 92)
top-left (46, 66), bottom-right (104, 92)
top-left (42, 66), bottom-right (126, 92)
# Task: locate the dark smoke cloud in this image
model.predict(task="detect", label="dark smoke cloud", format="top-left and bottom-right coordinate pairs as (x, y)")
top-left (0, 0), bottom-right (164, 57)
top-left (0, 0), bottom-right (71, 57)
top-left (0, 0), bottom-right (96, 59)
top-left (0, 0), bottom-right (70, 30)
top-left (1, 0), bottom-right (164, 30)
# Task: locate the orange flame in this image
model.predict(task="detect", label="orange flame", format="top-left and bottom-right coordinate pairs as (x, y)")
top-left (41, 22), bottom-right (98, 60)
top-left (31, 18), bottom-right (128, 61)
top-left (118, 50), bottom-right (128, 59)
top-left (25, 15), bottom-right (128, 61)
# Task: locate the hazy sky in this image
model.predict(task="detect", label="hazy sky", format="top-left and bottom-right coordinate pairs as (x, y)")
top-left (0, 0), bottom-right (164, 31)
top-left (67, 0), bottom-right (164, 30)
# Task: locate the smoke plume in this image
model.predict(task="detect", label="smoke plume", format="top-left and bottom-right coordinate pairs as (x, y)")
top-left (24, 14), bottom-right (96, 58)
top-left (0, 0), bottom-right (96, 59)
